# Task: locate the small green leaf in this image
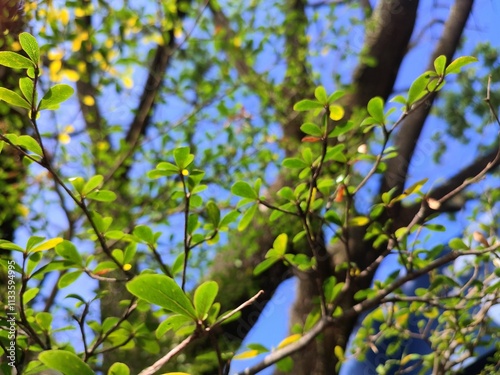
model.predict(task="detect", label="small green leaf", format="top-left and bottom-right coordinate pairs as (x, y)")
top-left (107, 362), bottom-right (130, 375)
top-left (282, 157), bottom-right (308, 169)
top-left (126, 274), bottom-right (197, 319)
top-left (193, 281), bottom-right (219, 320)
top-left (133, 225), bottom-right (154, 244)
top-left (156, 314), bottom-right (192, 338)
top-left (174, 147), bottom-right (194, 169)
top-left (293, 99), bottom-right (323, 111)
top-left (58, 271), bottom-right (82, 288)
top-left (407, 72), bottom-right (430, 106)
top-left (55, 241), bottom-right (83, 264)
top-left (82, 175), bottom-right (104, 196)
top-left (314, 86), bottom-right (328, 104)
top-left (69, 176), bottom-right (85, 194)
top-left (86, 190), bottom-right (117, 202)
top-left (448, 238), bottom-right (468, 250)
top-left (35, 312), bottom-right (52, 331)
top-left (38, 84), bottom-right (74, 110)
top-left (445, 56), bottom-right (478, 75)
top-left (327, 90), bottom-right (345, 103)
top-left (231, 181), bottom-right (258, 199)
top-left (23, 287), bottom-right (39, 304)
top-left (272, 233), bottom-right (288, 256)
top-left (253, 257), bottom-right (279, 276)
top-left (300, 122), bottom-right (323, 137)
top-left (19, 77), bottom-right (35, 104)
top-left (329, 121), bottom-right (355, 138)
top-left (0, 51), bottom-right (35, 69)
top-left (0, 87), bottom-right (31, 109)
top-left (0, 240), bottom-right (24, 252)
top-left (238, 204), bottom-right (257, 231)
top-left (15, 135), bottom-right (43, 156)
top-left (434, 55), bottom-right (446, 76)
top-left (39, 350), bottom-right (94, 375)
top-left (206, 201), bottom-right (220, 227)
top-left (367, 97), bottom-right (384, 123)
top-left (19, 32), bottom-right (40, 64)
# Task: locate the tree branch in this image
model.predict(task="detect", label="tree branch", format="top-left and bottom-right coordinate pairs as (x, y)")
top-left (381, 0), bottom-right (475, 208)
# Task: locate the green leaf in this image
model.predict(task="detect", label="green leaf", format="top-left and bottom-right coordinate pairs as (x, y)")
top-left (174, 146), bottom-right (194, 169)
top-left (300, 122), bottom-right (323, 137)
top-left (19, 77), bottom-right (35, 104)
top-left (327, 90), bottom-right (345, 103)
top-left (82, 175), bottom-right (104, 196)
top-left (58, 271), bottom-right (82, 289)
top-left (35, 312), bottom-right (52, 331)
top-left (445, 56), bottom-right (478, 75)
top-left (133, 225), bottom-right (154, 244)
top-left (407, 72), bottom-right (430, 106)
top-left (238, 204), bottom-right (257, 231)
top-left (272, 233), bottom-right (288, 256)
top-left (293, 99), bottom-right (323, 111)
top-left (448, 238), bottom-right (468, 250)
top-left (253, 257), bottom-right (279, 276)
top-left (23, 287), bottom-right (39, 304)
top-left (86, 190), bottom-right (117, 202)
top-left (19, 32), bottom-right (40, 64)
top-left (126, 274), bottom-right (197, 319)
top-left (231, 181), bottom-right (258, 199)
top-left (38, 84), bottom-right (74, 110)
top-left (329, 121), bottom-right (355, 138)
top-left (206, 201), bottom-right (220, 227)
top-left (0, 240), bottom-right (24, 252)
top-left (434, 55), bottom-right (446, 76)
top-left (107, 362), bottom-right (130, 375)
top-left (282, 157), bottom-right (308, 169)
top-left (0, 51), bottom-right (35, 69)
top-left (325, 210), bottom-right (342, 226)
top-left (55, 241), bottom-right (83, 264)
top-left (314, 86), bottom-right (328, 104)
top-left (193, 281), bottom-right (219, 320)
top-left (69, 176), bottom-right (85, 194)
top-left (277, 186), bottom-right (295, 201)
top-left (0, 87), bottom-right (31, 109)
top-left (39, 350), bottom-right (94, 375)
top-left (367, 97), bottom-right (384, 123)
top-left (156, 314), bottom-right (192, 338)
top-left (16, 135), bottom-right (43, 156)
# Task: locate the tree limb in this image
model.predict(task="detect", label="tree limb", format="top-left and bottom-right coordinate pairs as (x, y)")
top-left (381, 0), bottom-right (475, 210)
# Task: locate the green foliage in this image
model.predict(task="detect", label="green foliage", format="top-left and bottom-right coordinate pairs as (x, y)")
top-left (0, 6), bottom-right (497, 375)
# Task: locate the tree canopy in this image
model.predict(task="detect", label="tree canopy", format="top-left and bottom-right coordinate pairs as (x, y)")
top-left (0, 1), bottom-right (499, 375)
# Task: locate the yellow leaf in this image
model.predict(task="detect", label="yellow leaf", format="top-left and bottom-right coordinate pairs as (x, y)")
top-left (123, 264), bottom-right (132, 271)
top-left (123, 76), bottom-right (133, 89)
top-left (233, 350), bottom-right (260, 360)
top-left (277, 333), bottom-right (301, 349)
top-left (334, 345), bottom-right (344, 361)
top-left (423, 308), bottom-right (439, 319)
top-left (60, 9), bottom-right (70, 25)
top-left (329, 104), bottom-right (344, 121)
top-left (348, 216), bottom-right (370, 226)
top-left (233, 36), bottom-right (242, 47)
top-left (75, 8), bottom-right (86, 17)
top-left (63, 69), bottom-right (80, 81)
top-left (174, 27), bottom-right (183, 39)
top-left (181, 169), bottom-right (189, 176)
top-left (49, 60), bottom-right (62, 81)
top-left (82, 95), bottom-right (95, 106)
top-left (58, 133), bottom-right (71, 144)
top-left (48, 49), bottom-right (64, 61)
top-left (31, 238), bottom-right (63, 253)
